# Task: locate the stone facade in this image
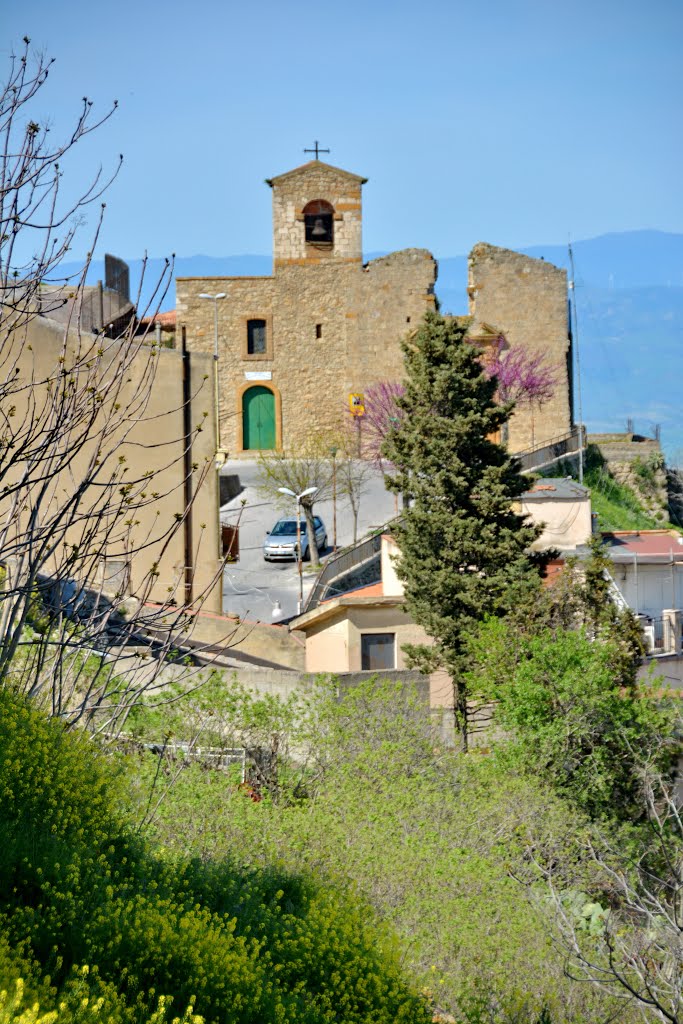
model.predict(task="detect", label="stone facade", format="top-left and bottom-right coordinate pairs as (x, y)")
top-left (467, 243), bottom-right (572, 453)
top-left (177, 161), bottom-right (572, 459)
top-left (589, 433), bottom-right (669, 522)
top-left (176, 160), bottom-right (436, 457)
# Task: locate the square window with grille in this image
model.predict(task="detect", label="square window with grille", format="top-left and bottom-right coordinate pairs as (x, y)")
top-left (247, 319), bottom-right (267, 355)
top-left (361, 632), bottom-right (396, 671)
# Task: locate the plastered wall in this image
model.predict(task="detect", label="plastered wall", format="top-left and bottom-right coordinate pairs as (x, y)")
top-left (1, 316), bottom-right (222, 612)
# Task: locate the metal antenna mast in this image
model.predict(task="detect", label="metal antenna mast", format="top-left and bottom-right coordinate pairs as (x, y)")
top-left (568, 239), bottom-right (585, 485)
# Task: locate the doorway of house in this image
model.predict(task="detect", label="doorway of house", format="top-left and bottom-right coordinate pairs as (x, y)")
top-left (242, 385), bottom-right (276, 450)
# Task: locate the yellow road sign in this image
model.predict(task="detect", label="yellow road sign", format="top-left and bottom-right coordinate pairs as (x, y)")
top-left (349, 392), bottom-right (365, 417)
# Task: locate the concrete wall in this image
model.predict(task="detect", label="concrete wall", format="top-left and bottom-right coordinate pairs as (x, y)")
top-left (180, 605), bottom-right (306, 670)
top-left (589, 435), bottom-right (662, 464)
top-left (468, 243), bottom-right (571, 453)
top-left (639, 654), bottom-right (683, 689)
top-left (519, 494), bottom-right (592, 550)
top-left (1, 317), bottom-right (222, 611)
top-left (381, 534), bottom-right (404, 597)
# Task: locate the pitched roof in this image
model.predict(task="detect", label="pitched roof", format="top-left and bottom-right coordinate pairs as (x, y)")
top-left (266, 160), bottom-right (368, 187)
top-left (290, 587), bottom-right (406, 632)
top-left (322, 581), bottom-right (384, 602)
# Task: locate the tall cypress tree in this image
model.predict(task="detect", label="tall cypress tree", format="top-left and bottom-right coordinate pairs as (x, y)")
top-left (383, 312), bottom-right (542, 749)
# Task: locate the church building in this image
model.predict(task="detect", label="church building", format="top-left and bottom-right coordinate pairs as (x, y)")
top-left (176, 159), bottom-right (437, 456)
top-left (176, 158), bottom-right (572, 458)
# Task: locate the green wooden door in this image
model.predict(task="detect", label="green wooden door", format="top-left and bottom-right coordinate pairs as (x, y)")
top-left (242, 386), bottom-right (276, 450)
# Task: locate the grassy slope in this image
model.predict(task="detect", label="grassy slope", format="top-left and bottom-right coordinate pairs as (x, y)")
top-left (586, 472), bottom-right (665, 531)
top-left (546, 449), bottom-right (670, 533)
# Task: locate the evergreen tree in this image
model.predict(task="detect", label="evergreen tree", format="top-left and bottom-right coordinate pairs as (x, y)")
top-left (383, 312), bottom-right (542, 749)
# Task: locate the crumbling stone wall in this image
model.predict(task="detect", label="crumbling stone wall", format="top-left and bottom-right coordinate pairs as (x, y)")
top-left (176, 249), bottom-right (436, 456)
top-left (177, 165), bottom-right (572, 461)
top-left (352, 249), bottom-right (436, 387)
top-left (467, 243), bottom-right (572, 453)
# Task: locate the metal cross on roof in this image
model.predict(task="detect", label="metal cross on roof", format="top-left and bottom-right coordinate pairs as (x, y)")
top-left (304, 141), bottom-right (330, 160)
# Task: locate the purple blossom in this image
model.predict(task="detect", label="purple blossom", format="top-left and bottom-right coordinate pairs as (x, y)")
top-left (349, 379), bottom-right (406, 468)
top-left (485, 336), bottom-right (557, 408)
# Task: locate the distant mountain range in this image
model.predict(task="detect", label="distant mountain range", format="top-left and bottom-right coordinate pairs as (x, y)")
top-left (57, 230), bottom-right (683, 461)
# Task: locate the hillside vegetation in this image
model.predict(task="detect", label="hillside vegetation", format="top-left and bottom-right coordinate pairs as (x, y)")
top-left (549, 445), bottom-right (678, 532)
top-left (0, 689), bottom-right (430, 1024)
top-left (1, 538), bottom-right (681, 1023)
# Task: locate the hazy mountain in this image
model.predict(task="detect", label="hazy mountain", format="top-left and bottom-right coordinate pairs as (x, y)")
top-left (56, 230), bottom-right (683, 459)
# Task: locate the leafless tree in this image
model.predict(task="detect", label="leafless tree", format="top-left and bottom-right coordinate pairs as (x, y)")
top-left (256, 445), bottom-right (334, 565)
top-left (0, 39), bottom-right (225, 734)
top-left (523, 756), bottom-right (683, 1023)
top-left (334, 429), bottom-right (376, 543)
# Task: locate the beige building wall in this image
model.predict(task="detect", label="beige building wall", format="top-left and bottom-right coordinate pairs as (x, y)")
top-left (518, 493), bottom-right (592, 551)
top-left (467, 243), bottom-right (572, 453)
top-left (2, 316), bottom-right (222, 612)
top-left (380, 534), bottom-right (404, 597)
top-left (300, 597), bottom-right (452, 707)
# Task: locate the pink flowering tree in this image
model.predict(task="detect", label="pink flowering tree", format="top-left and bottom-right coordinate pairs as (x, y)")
top-left (351, 379), bottom-right (406, 469)
top-left (484, 337), bottom-right (557, 448)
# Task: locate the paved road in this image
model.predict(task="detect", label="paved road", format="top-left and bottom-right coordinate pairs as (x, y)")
top-left (220, 460), bottom-right (399, 622)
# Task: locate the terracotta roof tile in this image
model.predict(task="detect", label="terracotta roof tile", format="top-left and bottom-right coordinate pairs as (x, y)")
top-left (140, 309), bottom-right (176, 327)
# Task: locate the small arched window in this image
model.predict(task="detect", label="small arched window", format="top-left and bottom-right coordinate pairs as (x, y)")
top-left (303, 199), bottom-right (334, 245)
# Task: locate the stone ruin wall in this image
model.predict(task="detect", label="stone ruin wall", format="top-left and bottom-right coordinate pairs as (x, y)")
top-left (467, 243), bottom-right (572, 454)
top-left (349, 248), bottom-right (437, 390)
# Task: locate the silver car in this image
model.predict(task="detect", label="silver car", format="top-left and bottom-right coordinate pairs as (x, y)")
top-left (263, 516), bottom-right (327, 561)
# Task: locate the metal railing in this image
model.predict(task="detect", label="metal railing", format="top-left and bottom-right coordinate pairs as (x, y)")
top-left (517, 425), bottom-right (586, 473)
top-left (304, 532), bottom-right (383, 612)
top-left (641, 617), bottom-right (666, 654)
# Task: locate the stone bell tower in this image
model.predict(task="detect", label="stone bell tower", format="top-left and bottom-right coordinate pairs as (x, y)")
top-left (266, 159), bottom-right (366, 269)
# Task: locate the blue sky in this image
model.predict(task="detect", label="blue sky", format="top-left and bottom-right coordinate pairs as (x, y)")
top-left (2, 0), bottom-right (682, 262)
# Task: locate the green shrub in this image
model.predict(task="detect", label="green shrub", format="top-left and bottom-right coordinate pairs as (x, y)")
top-left (0, 690), bottom-right (431, 1024)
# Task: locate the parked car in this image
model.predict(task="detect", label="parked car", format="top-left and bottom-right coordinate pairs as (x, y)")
top-left (263, 516), bottom-right (327, 562)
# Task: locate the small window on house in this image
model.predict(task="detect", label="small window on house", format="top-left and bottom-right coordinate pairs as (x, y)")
top-left (303, 199), bottom-right (334, 245)
top-left (406, 316), bottom-right (411, 323)
top-left (315, 323), bottom-right (322, 339)
top-left (247, 319), bottom-right (267, 355)
top-left (361, 633), bottom-right (396, 671)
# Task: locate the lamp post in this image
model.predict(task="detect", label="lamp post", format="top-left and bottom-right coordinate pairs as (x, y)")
top-left (278, 485), bottom-right (317, 614)
top-left (329, 446), bottom-right (338, 552)
top-left (198, 292), bottom-right (227, 462)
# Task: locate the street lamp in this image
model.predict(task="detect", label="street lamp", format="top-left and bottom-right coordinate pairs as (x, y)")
top-left (278, 485), bottom-right (317, 614)
top-left (198, 292), bottom-right (227, 462)
top-left (329, 446), bottom-right (338, 553)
